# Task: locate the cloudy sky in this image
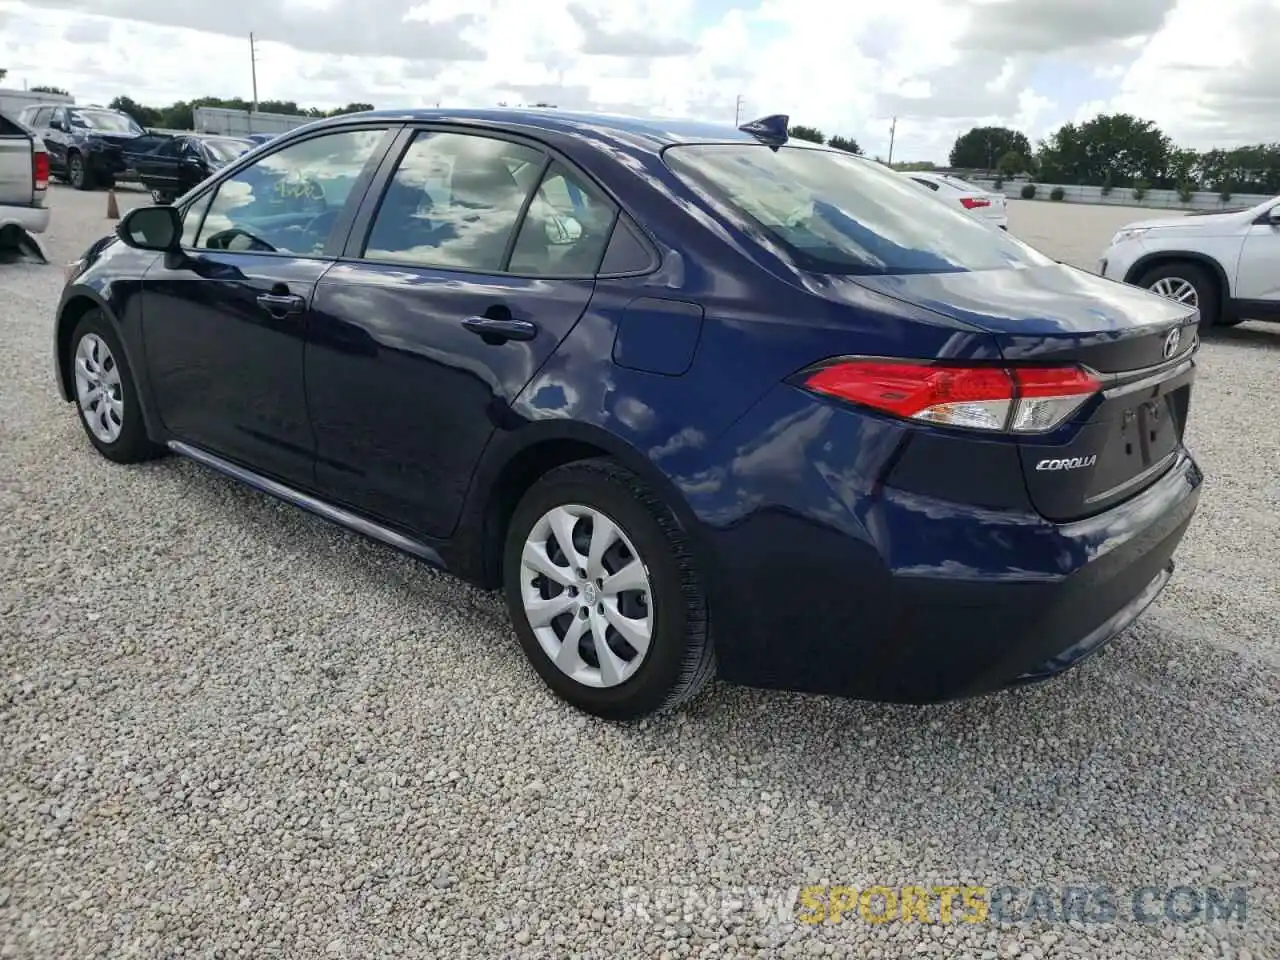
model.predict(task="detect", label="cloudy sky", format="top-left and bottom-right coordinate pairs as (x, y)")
top-left (0, 0), bottom-right (1274, 161)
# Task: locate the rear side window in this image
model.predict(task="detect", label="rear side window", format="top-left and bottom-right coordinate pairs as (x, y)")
top-left (665, 144), bottom-right (1048, 276)
top-left (507, 161), bottom-right (616, 276)
top-left (363, 131), bottom-right (546, 273)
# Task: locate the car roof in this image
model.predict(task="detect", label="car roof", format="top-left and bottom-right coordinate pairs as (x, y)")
top-left (309, 107), bottom-right (808, 150)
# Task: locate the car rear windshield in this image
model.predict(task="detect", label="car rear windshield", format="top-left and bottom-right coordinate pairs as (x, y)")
top-left (204, 138), bottom-right (253, 163)
top-left (664, 143), bottom-right (1048, 276)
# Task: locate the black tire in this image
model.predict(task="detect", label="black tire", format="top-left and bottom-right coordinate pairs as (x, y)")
top-left (67, 311), bottom-right (164, 464)
top-left (1136, 261), bottom-right (1221, 329)
top-left (502, 458), bottom-right (714, 721)
top-left (68, 151), bottom-right (94, 191)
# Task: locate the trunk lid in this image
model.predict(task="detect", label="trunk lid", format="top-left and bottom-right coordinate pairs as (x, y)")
top-left (852, 263), bottom-right (1199, 522)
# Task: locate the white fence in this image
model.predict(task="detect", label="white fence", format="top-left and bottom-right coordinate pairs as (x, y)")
top-left (192, 107), bottom-right (314, 136)
top-left (970, 178), bottom-right (1274, 212)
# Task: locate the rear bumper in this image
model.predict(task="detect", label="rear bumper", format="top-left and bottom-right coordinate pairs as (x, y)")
top-left (0, 203), bottom-right (50, 234)
top-left (698, 424), bottom-right (1202, 704)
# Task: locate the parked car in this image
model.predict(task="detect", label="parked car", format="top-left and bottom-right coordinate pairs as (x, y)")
top-left (130, 134), bottom-right (256, 204)
top-left (52, 110), bottom-right (1203, 720)
top-left (1098, 196), bottom-right (1280, 328)
top-left (904, 172), bottom-right (1009, 229)
top-left (18, 104), bottom-right (167, 190)
top-left (244, 133), bottom-right (276, 146)
top-left (0, 110), bottom-right (50, 261)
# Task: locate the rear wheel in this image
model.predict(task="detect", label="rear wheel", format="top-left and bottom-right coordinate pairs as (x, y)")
top-left (1136, 261), bottom-right (1220, 329)
top-left (502, 458), bottom-right (714, 721)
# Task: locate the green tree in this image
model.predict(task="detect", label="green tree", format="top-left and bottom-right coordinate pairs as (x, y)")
top-left (1036, 113), bottom-right (1172, 188)
top-left (327, 102), bottom-right (375, 117)
top-left (0, 68), bottom-right (8, 82)
top-left (108, 95), bottom-right (161, 127)
top-left (788, 124), bottom-right (825, 144)
top-left (30, 84), bottom-right (70, 96)
top-left (827, 135), bottom-right (862, 155)
top-left (996, 150), bottom-right (1027, 177)
top-left (949, 126), bottom-right (1032, 171)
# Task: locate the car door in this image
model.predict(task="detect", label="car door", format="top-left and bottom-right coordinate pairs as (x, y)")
top-left (132, 136), bottom-right (183, 195)
top-left (138, 124), bottom-right (397, 488)
top-left (1233, 201), bottom-right (1280, 305)
top-left (305, 126), bottom-right (618, 539)
top-left (41, 107), bottom-right (70, 174)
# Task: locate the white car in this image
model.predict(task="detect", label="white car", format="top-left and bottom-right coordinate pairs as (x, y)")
top-left (1098, 195), bottom-right (1280, 329)
top-left (904, 172), bottom-right (1008, 229)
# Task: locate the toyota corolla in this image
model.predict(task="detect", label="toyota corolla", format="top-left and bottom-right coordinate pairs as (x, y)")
top-left (53, 109), bottom-right (1203, 720)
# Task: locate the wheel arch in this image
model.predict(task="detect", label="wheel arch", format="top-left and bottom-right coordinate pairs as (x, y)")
top-left (55, 289), bottom-right (166, 440)
top-left (54, 292), bottom-right (110, 401)
top-left (457, 420), bottom-right (720, 594)
top-left (1123, 251), bottom-right (1231, 304)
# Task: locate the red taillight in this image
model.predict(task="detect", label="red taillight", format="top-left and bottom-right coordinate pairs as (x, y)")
top-left (801, 359), bottom-right (1101, 433)
top-left (33, 151), bottom-right (49, 191)
top-left (960, 196), bottom-right (991, 209)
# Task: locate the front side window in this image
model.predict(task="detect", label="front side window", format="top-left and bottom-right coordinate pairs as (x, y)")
top-left (193, 128), bottom-right (386, 256)
top-left (69, 109), bottom-right (144, 135)
top-left (665, 144), bottom-right (1050, 275)
top-left (507, 162), bottom-right (616, 276)
top-left (363, 131), bottom-right (542, 272)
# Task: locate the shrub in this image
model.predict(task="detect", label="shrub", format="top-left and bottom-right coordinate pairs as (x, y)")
top-left (993, 176), bottom-right (1004, 190)
top-left (1177, 183), bottom-right (1194, 203)
top-left (1101, 172), bottom-right (1114, 196)
top-left (1219, 186), bottom-right (1233, 203)
top-left (1049, 186), bottom-right (1065, 202)
top-left (1131, 179), bottom-right (1149, 201)
top-left (1020, 183), bottom-right (1037, 200)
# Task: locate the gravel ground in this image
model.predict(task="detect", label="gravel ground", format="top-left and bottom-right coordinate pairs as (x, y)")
top-left (1, 187), bottom-right (1277, 959)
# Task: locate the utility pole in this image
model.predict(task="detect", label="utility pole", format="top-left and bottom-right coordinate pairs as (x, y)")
top-left (734, 94), bottom-right (743, 126)
top-left (887, 116), bottom-right (898, 166)
top-left (249, 32), bottom-right (260, 133)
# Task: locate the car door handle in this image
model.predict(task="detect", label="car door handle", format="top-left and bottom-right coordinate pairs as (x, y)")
top-left (461, 315), bottom-right (538, 342)
top-left (256, 292), bottom-right (305, 315)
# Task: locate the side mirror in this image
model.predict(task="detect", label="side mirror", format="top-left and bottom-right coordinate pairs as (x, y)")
top-left (1269, 206), bottom-right (1280, 225)
top-left (116, 204), bottom-right (183, 252)
top-left (49, 119), bottom-right (65, 132)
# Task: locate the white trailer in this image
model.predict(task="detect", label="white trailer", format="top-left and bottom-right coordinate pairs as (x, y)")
top-left (0, 87), bottom-right (74, 120)
top-left (192, 107), bottom-right (314, 137)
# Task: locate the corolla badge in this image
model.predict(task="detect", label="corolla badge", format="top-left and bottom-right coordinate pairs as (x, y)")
top-left (1036, 455), bottom-right (1097, 471)
top-left (1162, 327), bottom-right (1181, 359)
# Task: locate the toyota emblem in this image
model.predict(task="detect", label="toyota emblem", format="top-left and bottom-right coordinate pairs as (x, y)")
top-left (1162, 327), bottom-right (1181, 359)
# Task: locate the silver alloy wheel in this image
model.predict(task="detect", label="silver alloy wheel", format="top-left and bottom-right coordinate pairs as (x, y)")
top-left (1149, 276), bottom-right (1198, 307)
top-left (519, 503), bottom-right (654, 688)
top-left (73, 333), bottom-right (124, 444)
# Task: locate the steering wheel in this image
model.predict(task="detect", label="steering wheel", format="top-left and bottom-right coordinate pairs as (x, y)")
top-left (203, 227), bottom-right (277, 253)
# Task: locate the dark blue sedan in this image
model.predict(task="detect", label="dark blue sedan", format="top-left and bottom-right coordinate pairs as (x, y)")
top-left (53, 108), bottom-right (1203, 720)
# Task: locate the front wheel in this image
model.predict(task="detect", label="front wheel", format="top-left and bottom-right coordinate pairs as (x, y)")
top-left (503, 458), bottom-right (714, 720)
top-left (1137, 261), bottom-right (1220, 329)
top-left (68, 311), bottom-right (164, 464)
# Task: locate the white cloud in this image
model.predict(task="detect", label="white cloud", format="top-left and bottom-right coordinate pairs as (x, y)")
top-left (0, 0), bottom-right (1274, 162)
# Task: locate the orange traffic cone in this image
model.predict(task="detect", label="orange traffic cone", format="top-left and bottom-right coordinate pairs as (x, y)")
top-left (106, 189), bottom-right (120, 220)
